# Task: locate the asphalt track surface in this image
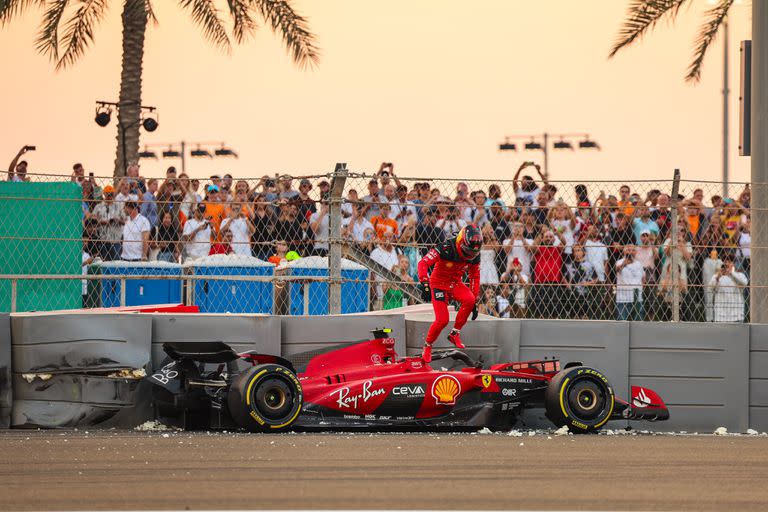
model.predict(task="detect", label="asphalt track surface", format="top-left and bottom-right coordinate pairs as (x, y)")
top-left (2, 430), bottom-right (768, 511)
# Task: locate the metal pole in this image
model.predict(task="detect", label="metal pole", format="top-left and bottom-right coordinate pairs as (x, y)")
top-left (752, 1), bottom-right (768, 323)
top-left (543, 132), bottom-right (549, 177)
top-left (328, 162), bottom-right (348, 315)
top-left (181, 141), bottom-right (186, 174)
top-left (670, 169), bottom-right (681, 322)
top-left (724, 19), bottom-right (730, 198)
top-left (10, 279), bottom-right (17, 313)
top-left (303, 282), bottom-right (310, 316)
top-left (120, 277), bottom-right (127, 307)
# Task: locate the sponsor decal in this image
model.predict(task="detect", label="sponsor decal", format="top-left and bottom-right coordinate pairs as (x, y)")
top-left (501, 388), bottom-right (517, 397)
top-left (432, 375), bottom-right (461, 405)
top-left (495, 377), bottom-right (533, 384)
top-left (481, 375), bottom-right (493, 388)
top-left (446, 262), bottom-right (454, 268)
top-left (371, 354), bottom-right (382, 364)
top-left (392, 384), bottom-right (425, 397)
top-left (633, 388), bottom-right (651, 408)
top-left (434, 289), bottom-right (446, 301)
top-left (151, 361), bottom-right (178, 385)
top-left (333, 380), bottom-right (387, 409)
top-left (411, 360), bottom-right (423, 369)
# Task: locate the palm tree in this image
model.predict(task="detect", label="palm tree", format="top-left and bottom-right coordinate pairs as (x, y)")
top-left (0, 0), bottom-right (319, 177)
top-left (609, 0), bottom-right (734, 82)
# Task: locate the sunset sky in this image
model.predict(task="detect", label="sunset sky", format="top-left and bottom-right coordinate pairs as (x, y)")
top-left (0, 0), bottom-right (753, 188)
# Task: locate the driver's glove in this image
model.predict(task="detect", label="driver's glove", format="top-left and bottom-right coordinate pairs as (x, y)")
top-left (419, 281), bottom-right (431, 302)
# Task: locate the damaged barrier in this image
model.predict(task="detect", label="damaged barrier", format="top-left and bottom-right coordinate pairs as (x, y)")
top-left (0, 306), bottom-right (766, 432)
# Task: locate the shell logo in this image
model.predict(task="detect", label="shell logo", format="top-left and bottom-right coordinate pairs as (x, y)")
top-left (445, 262), bottom-right (454, 268)
top-left (432, 375), bottom-right (461, 405)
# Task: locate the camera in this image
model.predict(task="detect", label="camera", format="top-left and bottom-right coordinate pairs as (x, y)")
top-left (380, 171), bottom-right (389, 177)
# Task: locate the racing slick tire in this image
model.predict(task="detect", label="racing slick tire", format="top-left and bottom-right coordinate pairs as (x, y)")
top-left (227, 364), bottom-right (303, 432)
top-left (544, 366), bottom-right (614, 433)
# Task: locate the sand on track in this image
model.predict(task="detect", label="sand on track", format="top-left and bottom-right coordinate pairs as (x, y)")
top-left (1, 430), bottom-right (768, 511)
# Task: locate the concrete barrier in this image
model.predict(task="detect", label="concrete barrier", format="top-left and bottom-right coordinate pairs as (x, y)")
top-left (750, 324), bottom-right (768, 431)
top-left (3, 306), bottom-right (768, 432)
top-left (0, 313), bottom-right (10, 428)
top-left (10, 312), bottom-right (151, 428)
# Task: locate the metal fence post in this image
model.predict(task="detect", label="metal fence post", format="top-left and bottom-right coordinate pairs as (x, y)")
top-left (10, 279), bottom-right (17, 313)
top-left (752, 1), bottom-right (768, 323)
top-left (120, 277), bottom-right (127, 307)
top-left (328, 163), bottom-right (348, 315)
top-left (670, 169), bottom-right (681, 322)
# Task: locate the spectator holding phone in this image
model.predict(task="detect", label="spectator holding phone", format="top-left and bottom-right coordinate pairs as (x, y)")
top-left (513, 161), bottom-right (547, 204)
top-left (615, 245), bottom-right (644, 320)
top-left (709, 255), bottom-right (748, 323)
top-left (151, 211), bottom-right (180, 263)
top-left (182, 203), bottom-right (212, 262)
top-left (221, 201), bottom-right (256, 256)
top-left (7, 145), bottom-right (34, 182)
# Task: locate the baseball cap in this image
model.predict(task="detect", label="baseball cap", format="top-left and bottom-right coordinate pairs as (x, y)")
top-left (641, 229), bottom-right (651, 236)
top-left (207, 184), bottom-right (220, 193)
top-left (103, 185), bottom-right (115, 194)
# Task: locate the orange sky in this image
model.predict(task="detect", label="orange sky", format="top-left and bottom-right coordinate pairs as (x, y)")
top-left (0, 0), bottom-right (753, 189)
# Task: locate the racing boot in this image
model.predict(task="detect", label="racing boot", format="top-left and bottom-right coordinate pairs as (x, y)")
top-left (447, 329), bottom-right (466, 349)
top-left (421, 342), bottom-right (433, 363)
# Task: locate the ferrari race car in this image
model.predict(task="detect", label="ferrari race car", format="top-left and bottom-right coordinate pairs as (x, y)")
top-left (149, 329), bottom-right (669, 433)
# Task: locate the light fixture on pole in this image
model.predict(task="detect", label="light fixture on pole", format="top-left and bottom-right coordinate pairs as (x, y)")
top-left (138, 141), bottom-right (239, 173)
top-left (498, 132), bottom-right (601, 175)
top-left (94, 100), bottom-right (159, 175)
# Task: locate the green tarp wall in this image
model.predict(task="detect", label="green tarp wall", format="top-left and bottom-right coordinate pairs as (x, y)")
top-left (0, 182), bottom-right (82, 311)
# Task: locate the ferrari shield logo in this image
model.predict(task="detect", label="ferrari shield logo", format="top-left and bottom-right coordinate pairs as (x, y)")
top-left (481, 375), bottom-right (492, 388)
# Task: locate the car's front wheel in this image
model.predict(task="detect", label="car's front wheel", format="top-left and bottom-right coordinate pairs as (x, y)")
top-left (227, 364), bottom-right (303, 432)
top-left (544, 366), bottom-right (614, 433)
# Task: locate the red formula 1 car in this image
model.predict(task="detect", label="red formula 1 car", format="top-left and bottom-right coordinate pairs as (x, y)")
top-left (149, 329), bottom-right (669, 433)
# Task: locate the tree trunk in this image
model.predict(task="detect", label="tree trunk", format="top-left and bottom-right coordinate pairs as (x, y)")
top-left (113, 0), bottom-right (148, 178)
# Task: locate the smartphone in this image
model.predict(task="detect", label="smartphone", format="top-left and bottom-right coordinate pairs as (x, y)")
top-left (24, 145), bottom-right (36, 151)
top-left (89, 172), bottom-right (94, 178)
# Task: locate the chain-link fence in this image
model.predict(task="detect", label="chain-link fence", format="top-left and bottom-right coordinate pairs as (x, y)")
top-left (0, 164), bottom-right (762, 323)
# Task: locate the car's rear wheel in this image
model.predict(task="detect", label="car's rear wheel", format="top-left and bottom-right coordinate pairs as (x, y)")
top-left (227, 364), bottom-right (303, 432)
top-left (544, 366), bottom-right (614, 433)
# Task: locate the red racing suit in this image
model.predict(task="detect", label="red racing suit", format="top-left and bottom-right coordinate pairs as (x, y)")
top-left (417, 238), bottom-right (480, 343)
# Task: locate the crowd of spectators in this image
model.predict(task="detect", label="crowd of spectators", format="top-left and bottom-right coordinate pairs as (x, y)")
top-left (8, 147), bottom-right (753, 322)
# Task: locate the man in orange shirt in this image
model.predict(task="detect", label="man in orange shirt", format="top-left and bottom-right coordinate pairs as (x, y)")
top-left (371, 202), bottom-right (399, 239)
top-left (204, 185), bottom-right (226, 241)
top-left (617, 184), bottom-right (635, 218)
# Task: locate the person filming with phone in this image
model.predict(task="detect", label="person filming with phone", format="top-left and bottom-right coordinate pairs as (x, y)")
top-left (7, 145), bottom-right (35, 182)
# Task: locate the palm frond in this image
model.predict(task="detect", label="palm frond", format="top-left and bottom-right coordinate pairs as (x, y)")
top-left (0, 0), bottom-right (44, 26)
top-left (145, 0), bottom-right (157, 25)
top-left (55, 0), bottom-right (110, 69)
top-left (686, 0), bottom-right (733, 82)
top-left (34, 0), bottom-right (69, 60)
top-left (609, 0), bottom-right (690, 58)
top-left (179, 0), bottom-right (231, 52)
top-left (227, 0), bottom-right (256, 43)
top-left (252, 0), bottom-right (319, 69)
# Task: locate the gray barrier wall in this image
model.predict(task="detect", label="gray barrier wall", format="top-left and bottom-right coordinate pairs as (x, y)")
top-left (0, 313), bottom-right (10, 428)
top-left (10, 312), bottom-right (152, 428)
top-left (750, 324), bottom-right (768, 430)
top-left (1, 308), bottom-right (767, 432)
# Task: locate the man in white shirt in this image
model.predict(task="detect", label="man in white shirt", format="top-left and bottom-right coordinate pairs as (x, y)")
top-left (121, 201), bottom-right (150, 261)
top-left (369, 232), bottom-right (400, 306)
top-left (182, 203), bottom-right (212, 261)
top-left (342, 204), bottom-right (374, 242)
top-left (502, 223), bottom-right (533, 276)
top-left (309, 201), bottom-right (330, 256)
top-left (615, 245), bottom-right (645, 321)
top-left (221, 202), bottom-right (255, 256)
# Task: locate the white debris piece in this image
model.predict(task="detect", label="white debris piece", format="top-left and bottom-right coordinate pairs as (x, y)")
top-left (714, 426), bottom-right (728, 436)
top-left (747, 429), bottom-right (759, 436)
top-left (507, 430), bottom-right (523, 437)
top-left (477, 427), bottom-right (493, 435)
top-left (528, 431), bottom-right (536, 436)
top-left (161, 433), bottom-right (170, 438)
top-left (554, 425), bottom-right (571, 436)
top-left (107, 368), bottom-right (146, 379)
top-left (21, 373), bottom-right (53, 383)
top-left (134, 420), bottom-right (174, 432)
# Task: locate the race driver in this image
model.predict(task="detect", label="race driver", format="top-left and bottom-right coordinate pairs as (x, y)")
top-left (417, 224), bottom-right (482, 362)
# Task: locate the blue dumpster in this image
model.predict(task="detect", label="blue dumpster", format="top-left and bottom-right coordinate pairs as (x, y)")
top-left (99, 261), bottom-right (183, 307)
top-left (285, 256), bottom-right (369, 315)
top-left (188, 254), bottom-right (274, 313)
